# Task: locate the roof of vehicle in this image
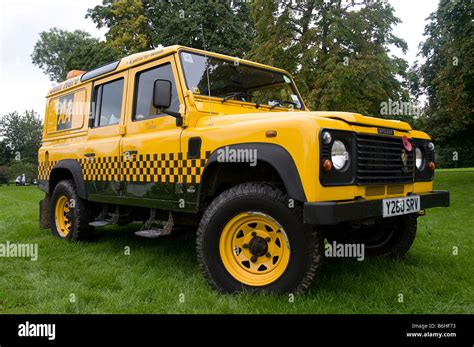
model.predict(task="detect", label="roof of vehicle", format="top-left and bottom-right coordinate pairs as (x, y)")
top-left (46, 45), bottom-right (291, 97)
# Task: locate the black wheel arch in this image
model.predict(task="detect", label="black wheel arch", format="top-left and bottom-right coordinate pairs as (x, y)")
top-left (198, 143), bottom-right (307, 206)
top-left (49, 159), bottom-right (87, 199)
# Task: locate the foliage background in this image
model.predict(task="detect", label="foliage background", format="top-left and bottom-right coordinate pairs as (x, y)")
top-left (0, 111), bottom-right (42, 183)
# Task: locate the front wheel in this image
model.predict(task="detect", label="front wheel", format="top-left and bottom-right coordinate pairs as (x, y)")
top-left (196, 183), bottom-right (323, 294)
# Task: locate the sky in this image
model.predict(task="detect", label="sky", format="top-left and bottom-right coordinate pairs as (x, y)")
top-left (0, 0), bottom-right (439, 121)
top-left (0, 0), bottom-right (106, 120)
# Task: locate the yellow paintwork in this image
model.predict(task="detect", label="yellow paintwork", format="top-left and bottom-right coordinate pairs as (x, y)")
top-left (317, 112), bottom-right (412, 131)
top-left (120, 55), bottom-right (183, 186)
top-left (39, 44), bottom-right (436, 205)
top-left (219, 212), bottom-right (290, 286)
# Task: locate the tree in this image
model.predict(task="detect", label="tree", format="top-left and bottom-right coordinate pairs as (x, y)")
top-left (248, 0), bottom-right (410, 120)
top-left (0, 166), bottom-right (8, 184)
top-left (246, 0), bottom-right (294, 70)
top-left (86, 0), bottom-right (154, 56)
top-left (87, 0), bottom-right (255, 57)
top-left (411, 0), bottom-right (474, 167)
top-left (31, 28), bottom-right (117, 82)
top-left (0, 110), bottom-right (43, 165)
top-left (0, 140), bottom-right (12, 166)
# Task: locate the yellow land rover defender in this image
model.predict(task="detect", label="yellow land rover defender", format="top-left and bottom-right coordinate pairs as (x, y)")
top-left (38, 45), bottom-right (449, 293)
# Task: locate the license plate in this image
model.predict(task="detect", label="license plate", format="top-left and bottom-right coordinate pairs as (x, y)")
top-left (382, 196), bottom-right (420, 218)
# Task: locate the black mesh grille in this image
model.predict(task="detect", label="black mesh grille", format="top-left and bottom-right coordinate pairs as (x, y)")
top-left (356, 134), bottom-right (414, 185)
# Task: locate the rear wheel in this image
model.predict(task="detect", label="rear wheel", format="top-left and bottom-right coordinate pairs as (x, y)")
top-left (197, 183), bottom-right (323, 294)
top-left (326, 214), bottom-right (418, 258)
top-left (50, 179), bottom-right (94, 241)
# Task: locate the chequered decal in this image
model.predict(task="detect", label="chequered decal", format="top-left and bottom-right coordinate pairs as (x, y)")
top-left (38, 160), bottom-right (58, 180)
top-left (121, 151), bottom-right (211, 184)
top-left (122, 152), bottom-right (181, 183)
top-left (38, 151), bottom-right (211, 184)
top-left (182, 153), bottom-right (210, 184)
top-left (79, 157), bottom-right (120, 181)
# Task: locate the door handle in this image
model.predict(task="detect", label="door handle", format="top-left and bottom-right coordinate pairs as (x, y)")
top-left (84, 153), bottom-right (96, 158)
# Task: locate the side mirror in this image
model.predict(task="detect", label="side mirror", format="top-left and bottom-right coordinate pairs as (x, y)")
top-left (152, 79), bottom-right (182, 126)
top-left (153, 79), bottom-right (172, 109)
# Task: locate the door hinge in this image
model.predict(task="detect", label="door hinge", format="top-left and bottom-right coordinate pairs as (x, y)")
top-left (119, 125), bottom-right (127, 135)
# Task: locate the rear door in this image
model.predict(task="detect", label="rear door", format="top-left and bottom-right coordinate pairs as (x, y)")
top-left (121, 55), bottom-right (185, 206)
top-left (83, 71), bottom-right (127, 197)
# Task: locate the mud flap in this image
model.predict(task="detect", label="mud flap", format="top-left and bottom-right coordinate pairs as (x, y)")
top-left (39, 194), bottom-right (51, 229)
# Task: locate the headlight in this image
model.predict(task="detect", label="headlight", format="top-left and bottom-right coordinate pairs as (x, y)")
top-left (415, 147), bottom-right (424, 170)
top-left (331, 140), bottom-right (349, 170)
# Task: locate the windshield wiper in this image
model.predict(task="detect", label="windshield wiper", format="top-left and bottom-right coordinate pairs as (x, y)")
top-left (221, 92), bottom-right (251, 103)
top-left (269, 100), bottom-right (298, 109)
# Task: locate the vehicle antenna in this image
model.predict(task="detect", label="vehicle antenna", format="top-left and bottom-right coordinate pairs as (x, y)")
top-left (200, 24), bottom-right (213, 126)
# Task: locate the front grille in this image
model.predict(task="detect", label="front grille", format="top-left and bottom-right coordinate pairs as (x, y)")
top-left (356, 134), bottom-right (414, 185)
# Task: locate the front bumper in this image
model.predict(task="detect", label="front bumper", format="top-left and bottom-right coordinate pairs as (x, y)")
top-left (303, 190), bottom-right (449, 225)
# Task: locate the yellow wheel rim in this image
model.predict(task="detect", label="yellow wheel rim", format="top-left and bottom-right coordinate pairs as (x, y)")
top-left (219, 212), bottom-right (290, 286)
top-left (55, 195), bottom-right (71, 237)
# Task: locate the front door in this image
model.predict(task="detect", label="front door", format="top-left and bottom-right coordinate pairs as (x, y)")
top-left (121, 55), bottom-right (185, 208)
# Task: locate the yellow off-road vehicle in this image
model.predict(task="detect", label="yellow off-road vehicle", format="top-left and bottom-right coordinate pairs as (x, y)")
top-left (38, 45), bottom-right (449, 293)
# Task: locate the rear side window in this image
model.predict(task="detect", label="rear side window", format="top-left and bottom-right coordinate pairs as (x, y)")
top-left (91, 78), bottom-right (124, 127)
top-left (133, 63), bottom-right (179, 120)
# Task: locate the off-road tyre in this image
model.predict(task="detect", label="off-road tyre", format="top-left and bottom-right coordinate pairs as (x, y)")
top-left (196, 183), bottom-right (323, 294)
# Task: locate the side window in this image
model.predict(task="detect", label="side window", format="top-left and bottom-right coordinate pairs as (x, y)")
top-left (91, 78), bottom-right (124, 128)
top-left (134, 63), bottom-right (179, 120)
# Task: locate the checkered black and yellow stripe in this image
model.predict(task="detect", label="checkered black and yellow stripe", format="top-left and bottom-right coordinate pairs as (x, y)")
top-left (121, 151), bottom-right (211, 184)
top-left (38, 151), bottom-right (211, 184)
top-left (182, 153), bottom-right (211, 184)
top-left (38, 160), bottom-right (58, 180)
top-left (79, 156), bottom-right (120, 181)
top-left (122, 152), bottom-right (181, 183)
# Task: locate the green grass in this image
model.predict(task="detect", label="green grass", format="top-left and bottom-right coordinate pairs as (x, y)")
top-left (0, 169), bottom-right (473, 314)
top-left (436, 167), bottom-right (474, 172)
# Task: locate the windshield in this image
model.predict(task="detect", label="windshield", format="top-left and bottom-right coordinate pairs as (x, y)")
top-left (180, 51), bottom-right (304, 110)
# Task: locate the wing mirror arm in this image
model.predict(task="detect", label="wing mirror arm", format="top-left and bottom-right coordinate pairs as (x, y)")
top-left (160, 108), bottom-right (183, 126)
